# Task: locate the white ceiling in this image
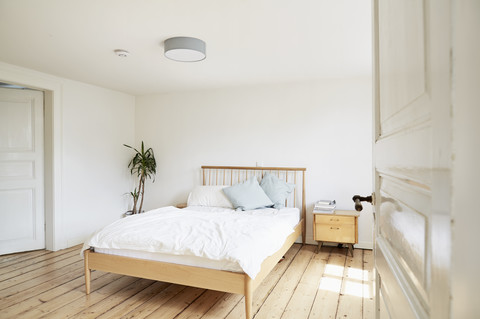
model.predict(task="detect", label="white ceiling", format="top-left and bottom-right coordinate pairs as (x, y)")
top-left (0, 0), bottom-right (371, 96)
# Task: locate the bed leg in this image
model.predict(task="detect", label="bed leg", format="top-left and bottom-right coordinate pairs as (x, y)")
top-left (84, 249), bottom-right (91, 294)
top-left (244, 276), bottom-right (253, 319)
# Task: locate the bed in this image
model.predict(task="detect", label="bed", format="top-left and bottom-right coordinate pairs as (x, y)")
top-left (83, 165), bottom-right (306, 319)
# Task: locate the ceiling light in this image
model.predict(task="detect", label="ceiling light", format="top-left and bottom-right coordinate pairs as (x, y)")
top-left (114, 49), bottom-right (130, 57)
top-left (164, 37), bottom-right (206, 62)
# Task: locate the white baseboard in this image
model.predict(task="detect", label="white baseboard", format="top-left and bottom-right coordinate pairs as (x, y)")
top-left (355, 241), bottom-right (373, 250)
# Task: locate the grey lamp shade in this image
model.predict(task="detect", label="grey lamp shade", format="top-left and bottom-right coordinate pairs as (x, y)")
top-left (164, 37), bottom-right (206, 62)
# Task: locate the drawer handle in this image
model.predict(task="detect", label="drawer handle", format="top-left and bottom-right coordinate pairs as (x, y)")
top-left (330, 227), bottom-right (340, 230)
top-left (330, 218), bottom-right (340, 222)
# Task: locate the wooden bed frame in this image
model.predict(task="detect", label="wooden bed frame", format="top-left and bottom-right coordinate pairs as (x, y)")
top-left (84, 166), bottom-right (306, 319)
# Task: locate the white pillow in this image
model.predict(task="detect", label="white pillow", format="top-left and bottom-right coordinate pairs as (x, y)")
top-left (187, 185), bottom-right (234, 208)
top-left (223, 177), bottom-right (274, 211)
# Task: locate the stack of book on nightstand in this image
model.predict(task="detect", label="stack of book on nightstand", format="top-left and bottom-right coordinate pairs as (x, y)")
top-left (313, 199), bottom-right (336, 214)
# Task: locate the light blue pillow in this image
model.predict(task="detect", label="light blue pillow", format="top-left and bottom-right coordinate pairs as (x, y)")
top-left (260, 173), bottom-right (295, 209)
top-left (222, 177), bottom-right (274, 210)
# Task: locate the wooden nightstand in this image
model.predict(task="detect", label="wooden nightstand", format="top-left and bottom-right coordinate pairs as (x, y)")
top-left (313, 210), bottom-right (359, 256)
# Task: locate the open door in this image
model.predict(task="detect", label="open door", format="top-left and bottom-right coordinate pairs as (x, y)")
top-left (373, 0), bottom-right (451, 318)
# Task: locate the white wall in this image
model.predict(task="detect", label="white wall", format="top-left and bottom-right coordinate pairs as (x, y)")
top-left (135, 78), bottom-right (373, 247)
top-left (61, 79), bottom-right (135, 246)
top-left (0, 61), bottom-right (135, 249)
top-left (0, 61), bottom-right (373, 249)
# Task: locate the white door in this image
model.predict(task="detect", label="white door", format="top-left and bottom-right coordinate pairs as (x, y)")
top-left (0, 87), bottom-right (45, 255)
top-left (373, 0), bottom-right (451, 318)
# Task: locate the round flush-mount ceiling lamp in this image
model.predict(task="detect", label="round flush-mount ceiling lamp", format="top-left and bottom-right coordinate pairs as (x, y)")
top-left (164, 37), bottom-right (206, 62)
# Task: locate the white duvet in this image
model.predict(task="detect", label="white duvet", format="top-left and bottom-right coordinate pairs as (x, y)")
top-left (82, 206), bottom-right (298, 279)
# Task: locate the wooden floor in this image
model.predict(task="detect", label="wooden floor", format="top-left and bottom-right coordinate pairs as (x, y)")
top-left (0, 244), bottom-right (374, 319)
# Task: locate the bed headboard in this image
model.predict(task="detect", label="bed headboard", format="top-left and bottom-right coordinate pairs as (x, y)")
top-left (201, 165), bottom-right (306, 244)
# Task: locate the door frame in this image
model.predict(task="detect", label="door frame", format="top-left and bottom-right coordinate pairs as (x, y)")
top-left (0, 62), bottom-right (65, 251)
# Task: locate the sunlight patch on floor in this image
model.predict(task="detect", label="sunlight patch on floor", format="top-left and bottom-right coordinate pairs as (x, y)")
top-left (347, 267), bottom-right (366, 280)
top-left (344, 281), bottom-right (369, 298)
top-left (364, 280), bottom-right (374, 298)
top-left (324, 264), bottom-right (344, 277)
top-left (318, 264), bottom-right (372, 298)
top-left (318, 277), bottom-right (342, 293)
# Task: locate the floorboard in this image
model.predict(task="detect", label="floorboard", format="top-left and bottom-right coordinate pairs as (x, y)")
top-left (336, 248), bottom-right (364, 318)
top-left (0, 244), bottom-right (374, 319)
top-left (281, 246), bottom-right (330, 319)
top-left (308, 247), bottom-right (347, 318)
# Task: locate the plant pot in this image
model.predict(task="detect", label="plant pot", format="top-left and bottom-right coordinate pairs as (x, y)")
top-left (124, 210), bottom-right (145, 217)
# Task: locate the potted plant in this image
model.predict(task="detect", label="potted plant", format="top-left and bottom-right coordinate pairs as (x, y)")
top-left (124, 188), bottom-right (140, 216)
top-left (124, 141), bottom-right (157, 214)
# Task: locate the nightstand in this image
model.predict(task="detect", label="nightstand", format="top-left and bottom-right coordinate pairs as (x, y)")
top-left (313, 210), bottom-right (359, 256)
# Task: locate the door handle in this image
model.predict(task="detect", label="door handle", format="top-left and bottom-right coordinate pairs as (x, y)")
top-left (352, 194), bottom-right (373, 212)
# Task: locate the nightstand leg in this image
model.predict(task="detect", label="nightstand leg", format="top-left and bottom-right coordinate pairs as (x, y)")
top-left (348, 244), bottom-right (354, 257)
top-left (316, 241), bottom-right (323, 253)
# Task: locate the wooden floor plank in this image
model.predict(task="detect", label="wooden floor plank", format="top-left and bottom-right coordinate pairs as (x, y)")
top-left (96, 281), bottom-right (171, 319)
top-left (71, 279), bottom-right (156, 319)
top-left (0, 259), bottom-right (85, 298)
top-left (201, 293), bottom-right (244, 319)
top-left (363, 249), bottom-right (375, 319)
top-left (34, 274), bottom-right (138, 319)
top-left (0, 268), bottom-right (106, 317)
top-left (143, 287), bottom-right (205, 319)
top-left (0, 260), bottom-right (87, 309)
top-left (0, 254), bottom-right (81, 290)
top-left (0, 245), bottom-right (79, 267)
top-left (281, 246), bottom-right (331, 319)
top-left (0, 249), bottom-right (52, 267)
top-left (0, 244), bottom-right (373, 319)
top-left (336, 248), bottom-right (364, 318)
top-left (253, 245), bottom-right (315, 319)
top-left (0, 245), bottom-right (79, 274)
top-left (0, 248), bottom-right (79, 280)
top-left (119, 284), bottom-right (186, 319)
top-left (175, 289), bottom-right (225, 319)
top-left (308, 247), bottom-right (348, 319)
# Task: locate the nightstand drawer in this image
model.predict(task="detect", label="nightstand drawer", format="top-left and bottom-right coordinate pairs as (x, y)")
top-left (314, 224), bottom-right (356, 243)
top-left (314, 214), bottom-right (355, 225)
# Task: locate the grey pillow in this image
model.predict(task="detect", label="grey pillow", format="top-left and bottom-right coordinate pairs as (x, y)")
top-left (223, 177), bottom-right (274, 210)
top-left (260, 173), bottom-right (295, 209)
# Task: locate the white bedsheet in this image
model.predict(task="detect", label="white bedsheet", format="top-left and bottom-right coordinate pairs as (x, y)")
top-left (82, 206), bottom-right (299, 279)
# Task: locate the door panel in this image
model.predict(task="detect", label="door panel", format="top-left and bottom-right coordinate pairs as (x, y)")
top-left (378, 182), bottom-right (428, 300)
top-left (0, 88), bottom-right (45, 255)
top-left (0, 160), bottom-right (34, 178)
top-left (377, 0), bottom-right (429, 138)
top-left (375, 125), bottom-right (432, 185)
top-left (376, 239), bottom-right (428, 319)
top-left (0, 98), bottom-right (34, 150)
top-left (0, 188), bottom-right (34, 240)
top-left (373, 0), bottom-right (451, 318)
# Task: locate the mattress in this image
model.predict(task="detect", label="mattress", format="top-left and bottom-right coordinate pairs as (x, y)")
top-left (84, 206), bottom-right (300, 278)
